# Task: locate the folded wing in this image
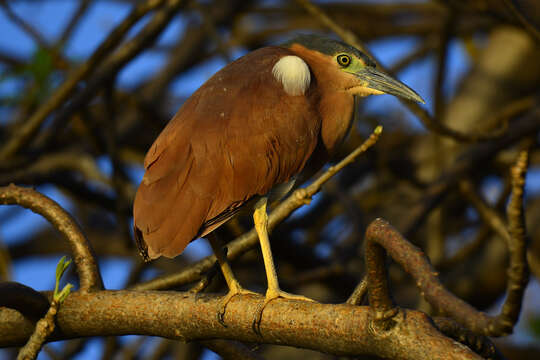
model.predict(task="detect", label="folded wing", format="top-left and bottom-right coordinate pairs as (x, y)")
top-left (133, 46), bottom-right (321, 259)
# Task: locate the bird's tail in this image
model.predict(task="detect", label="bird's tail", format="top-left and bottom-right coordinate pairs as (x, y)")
top-left (133, 225), bottom-right (151, 262)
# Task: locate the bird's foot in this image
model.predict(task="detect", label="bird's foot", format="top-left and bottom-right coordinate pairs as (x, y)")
top-left (217, 281), bottom-right (258, 326)
top-left (252, 288), bottom-right (315, 335)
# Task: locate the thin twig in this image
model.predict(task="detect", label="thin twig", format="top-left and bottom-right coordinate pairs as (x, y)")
top-left (459, 180), bottom-right (510, 243)
top-left (306, 126), bottom-right (383, 192)
top-left (497, 148), bottom-right (530, 334)
top-left (501, 0), bottom-right (540, 43)
top-left (484, 94), bottom-right (540, 137)
top-left (189, 261), bottom-right (220, 294)
top-left (0, 151), bottom-right (111, 187)
top-left (16, 299), bottom-right (60, 360)
top-left (390, 37), bottom-right (438, 73)
top-left (438, 226), bottom-right (490, 270)
top-left (346, 276), bottom-right (368, 305)
top-left (0, 0), bottom-right (50, 50)
top-left (433, 10), bottom-right (454, 120)
top-left (191, 1), bottom-right (232, 63)
top-left (16, 256), bottom-right (73, 360)
top-left (57, 0), bottom-right (91, 47)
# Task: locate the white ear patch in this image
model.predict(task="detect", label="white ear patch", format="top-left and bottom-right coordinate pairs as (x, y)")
top-left (272, 56), bottom-right (311, 96)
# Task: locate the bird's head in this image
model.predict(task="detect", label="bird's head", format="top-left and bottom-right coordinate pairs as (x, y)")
top-left (283, 35), bottom-right (425, 103)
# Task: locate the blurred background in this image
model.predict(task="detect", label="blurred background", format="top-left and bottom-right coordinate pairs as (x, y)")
top-left (0, 0), bottom-right (540, 359)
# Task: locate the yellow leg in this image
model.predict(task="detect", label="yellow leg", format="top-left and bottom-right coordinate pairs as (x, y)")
top-left (252, 197), bottom-right (314, 334)
top-left (208, 233), bottom-right (257, 325)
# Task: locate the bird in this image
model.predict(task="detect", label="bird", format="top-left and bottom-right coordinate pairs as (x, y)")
top-left (133, 34), bottom-right (424, 331)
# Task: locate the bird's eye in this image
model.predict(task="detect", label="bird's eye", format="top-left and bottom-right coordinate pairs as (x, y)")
top-left (337, 54), bottom-right (351, 67)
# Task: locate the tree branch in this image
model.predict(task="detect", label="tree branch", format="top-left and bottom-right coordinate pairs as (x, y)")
top-left (0, 185), bottom-right (102, 292)
top-left (0, 282), bottom-right (49, 320)
top-left (0, 290), bottom-right (481, 359)
top-left (364, 149), bottom-right (529, 337)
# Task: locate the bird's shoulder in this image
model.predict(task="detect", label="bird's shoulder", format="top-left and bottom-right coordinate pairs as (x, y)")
top-left (142, 46), bottom-right (316, 176)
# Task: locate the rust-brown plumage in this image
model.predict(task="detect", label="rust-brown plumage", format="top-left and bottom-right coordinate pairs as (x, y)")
top-left (134, 46), bottom-right (324, 259)
top-left (133, 35), bottom-right (423, 329)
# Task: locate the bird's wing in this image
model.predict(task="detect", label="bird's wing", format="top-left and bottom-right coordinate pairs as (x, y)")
top-left (133, 46), bottom-right (321, 259)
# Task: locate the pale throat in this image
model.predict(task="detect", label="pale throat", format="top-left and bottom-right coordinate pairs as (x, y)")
top-left (347, 85), bottom-right (384, 97)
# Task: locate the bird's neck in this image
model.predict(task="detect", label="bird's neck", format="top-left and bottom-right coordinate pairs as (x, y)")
top-left (318, 91), bottom-right (355, 154)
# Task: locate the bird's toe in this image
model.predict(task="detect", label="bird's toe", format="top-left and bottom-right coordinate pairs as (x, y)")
top-left (217, 285), bottom-right (258, 327)
top-left (252, 288), bottom-right (315, 335)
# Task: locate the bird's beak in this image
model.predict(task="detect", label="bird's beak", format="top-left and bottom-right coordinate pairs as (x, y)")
top-left (356, 67), bottom-right (425, 104)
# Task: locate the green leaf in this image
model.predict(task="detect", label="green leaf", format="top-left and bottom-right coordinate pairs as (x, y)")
top-left (53, 256), bottom-right (73, 303)
top-left (29, 47), bottom-right (54, 85)
top-left (55, 256), bottom-right (72, 281)
top-left (55, 284), bottom-right (73, 303)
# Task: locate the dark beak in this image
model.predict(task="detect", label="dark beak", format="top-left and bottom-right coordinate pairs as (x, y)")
top-left (357, 67), bottom-right (425, 104)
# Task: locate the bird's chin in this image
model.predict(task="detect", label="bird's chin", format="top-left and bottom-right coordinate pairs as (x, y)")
top-left (347, 86), bottom-right (385, 97)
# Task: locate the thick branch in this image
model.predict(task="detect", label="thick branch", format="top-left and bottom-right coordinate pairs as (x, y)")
top-left (0, 290), bottom-right (481, 359)
top-left (433, 317), bottom-right (504, 360)
top-left (0, 282), bottom-right (49, 320)
top-left (364, 190), bottom-right (528, 337)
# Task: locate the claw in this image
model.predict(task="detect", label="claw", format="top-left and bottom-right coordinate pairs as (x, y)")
top-left (216, 282), bottom-right (258, 327)
top-left (252, 289), bottom-right (315, 335)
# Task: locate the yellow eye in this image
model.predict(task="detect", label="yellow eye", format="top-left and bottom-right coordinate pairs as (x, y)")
top-left (337, 54), bottom-right (351, 67)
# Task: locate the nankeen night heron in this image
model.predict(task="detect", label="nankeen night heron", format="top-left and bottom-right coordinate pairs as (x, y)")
top-left (133, 34), bottom-right (424, 329)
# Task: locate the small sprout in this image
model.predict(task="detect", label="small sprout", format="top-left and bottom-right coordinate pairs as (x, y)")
top-left (55, 283), bottom-right (73, 303)
top-left (53, 256), bottom-right (73, 303)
